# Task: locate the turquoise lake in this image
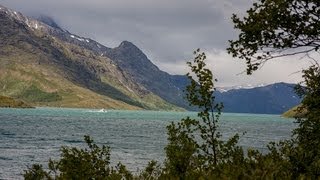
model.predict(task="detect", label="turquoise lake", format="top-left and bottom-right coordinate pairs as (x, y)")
top-left (0, 107), bottom-right (296, 179)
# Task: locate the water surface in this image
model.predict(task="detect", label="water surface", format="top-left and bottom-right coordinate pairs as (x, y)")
top-left (0, 108), bottom-right (295, 179)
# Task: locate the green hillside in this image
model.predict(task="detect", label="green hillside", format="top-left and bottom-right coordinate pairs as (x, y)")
top-left (0, 47), bottom-right (179, 110)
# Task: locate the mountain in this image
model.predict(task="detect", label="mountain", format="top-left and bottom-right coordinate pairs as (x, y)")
top-left (104, 41), bottom-right (189, 109)
top-left (34, 14), bottom-right (190, 109)
top-left (0, 4), bottom-right (302, 113)
top-left (0, 5), bottom-right (181, 110)
top-left (32, 8), bottom-right (190, 109)
top-left (215, 83), bottom-right (301, 114)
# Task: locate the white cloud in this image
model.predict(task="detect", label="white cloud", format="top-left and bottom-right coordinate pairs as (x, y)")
top-left (157, 49), bottom-right (315, 87)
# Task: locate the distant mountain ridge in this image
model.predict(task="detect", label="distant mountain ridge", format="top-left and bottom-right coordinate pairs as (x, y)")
top-left (215, 82), bottom-right (301, 114)
top-left (0, 4), bottom-right (301, 113)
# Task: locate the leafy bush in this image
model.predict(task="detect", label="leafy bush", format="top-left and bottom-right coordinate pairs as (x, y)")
top-left (0, 95), bottom-right (33, 108)
top-left (24, 135), bottom-right (132, 180)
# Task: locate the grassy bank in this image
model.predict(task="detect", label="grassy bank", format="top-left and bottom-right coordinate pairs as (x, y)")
top-left (0, 95), bottom-right (33, 108)
top-left (282, 105), bottom-right (306, 118)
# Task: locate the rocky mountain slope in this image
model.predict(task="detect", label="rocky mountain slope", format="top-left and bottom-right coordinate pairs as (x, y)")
top-left (104, 41), bottom-right (189, 109)
top-left (32, 14), bottom-right (190, 109)
top-left (0, 4), bottom-right (180, 110)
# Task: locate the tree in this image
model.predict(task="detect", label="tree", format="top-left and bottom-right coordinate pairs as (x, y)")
top-left (228, 0), bottom-right (320, 74)
top-left (24, 135), bottom-right (133, 180)
top-left (290, 65), bottom-right (320, 177)
top-left (228, 0), bottom-right (320, 178)
top-left (164, 49), bottom-right (244, 178)
top-left (23, 164), bottom-right (51, 180)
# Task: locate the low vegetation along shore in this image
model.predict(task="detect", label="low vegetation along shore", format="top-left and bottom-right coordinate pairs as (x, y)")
top-left (0, 95), bottom-right (33, 108)
top-left (282, 105), bottom-right (307, 118)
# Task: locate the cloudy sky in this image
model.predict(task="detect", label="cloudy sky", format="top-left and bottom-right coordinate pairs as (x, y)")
top-left (1, 0), bottom-right (314, 87)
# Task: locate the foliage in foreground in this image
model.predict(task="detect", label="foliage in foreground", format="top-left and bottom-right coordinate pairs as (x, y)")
top-left (226, 0), bottom-right (320, 177)
top-left (24, 136), bottom-right (132, 180)
top-left (162, 49), bottom-right (245, 179)
top-left (228, 0), bottom-right (320, 75)
top-left (291, 65), bottom-right (320, 177)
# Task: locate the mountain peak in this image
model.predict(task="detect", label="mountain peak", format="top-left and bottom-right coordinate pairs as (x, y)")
top-left (118, 41), bottom-right (137, 49)
top-left (115, 40), bottom-right (146, 58)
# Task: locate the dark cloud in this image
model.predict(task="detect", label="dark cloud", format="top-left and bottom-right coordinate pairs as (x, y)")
top-left (1, 0), bottom-right (309, 86)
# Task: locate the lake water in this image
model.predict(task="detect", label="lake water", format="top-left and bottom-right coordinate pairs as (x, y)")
top-left (0, 108), bottom-right (296, 179)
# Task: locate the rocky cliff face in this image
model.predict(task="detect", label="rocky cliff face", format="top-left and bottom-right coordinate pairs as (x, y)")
top-left (104, 41), bottom-right (190, 109)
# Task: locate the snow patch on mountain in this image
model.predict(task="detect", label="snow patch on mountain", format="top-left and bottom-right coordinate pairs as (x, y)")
top-left (217, 83), bottom-right (268, 92)
top-left (70, 34), bottom-right (88, 42)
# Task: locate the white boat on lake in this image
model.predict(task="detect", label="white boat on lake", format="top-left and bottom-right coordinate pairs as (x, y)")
top-left (98, 109), bottom-right (107, 112)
